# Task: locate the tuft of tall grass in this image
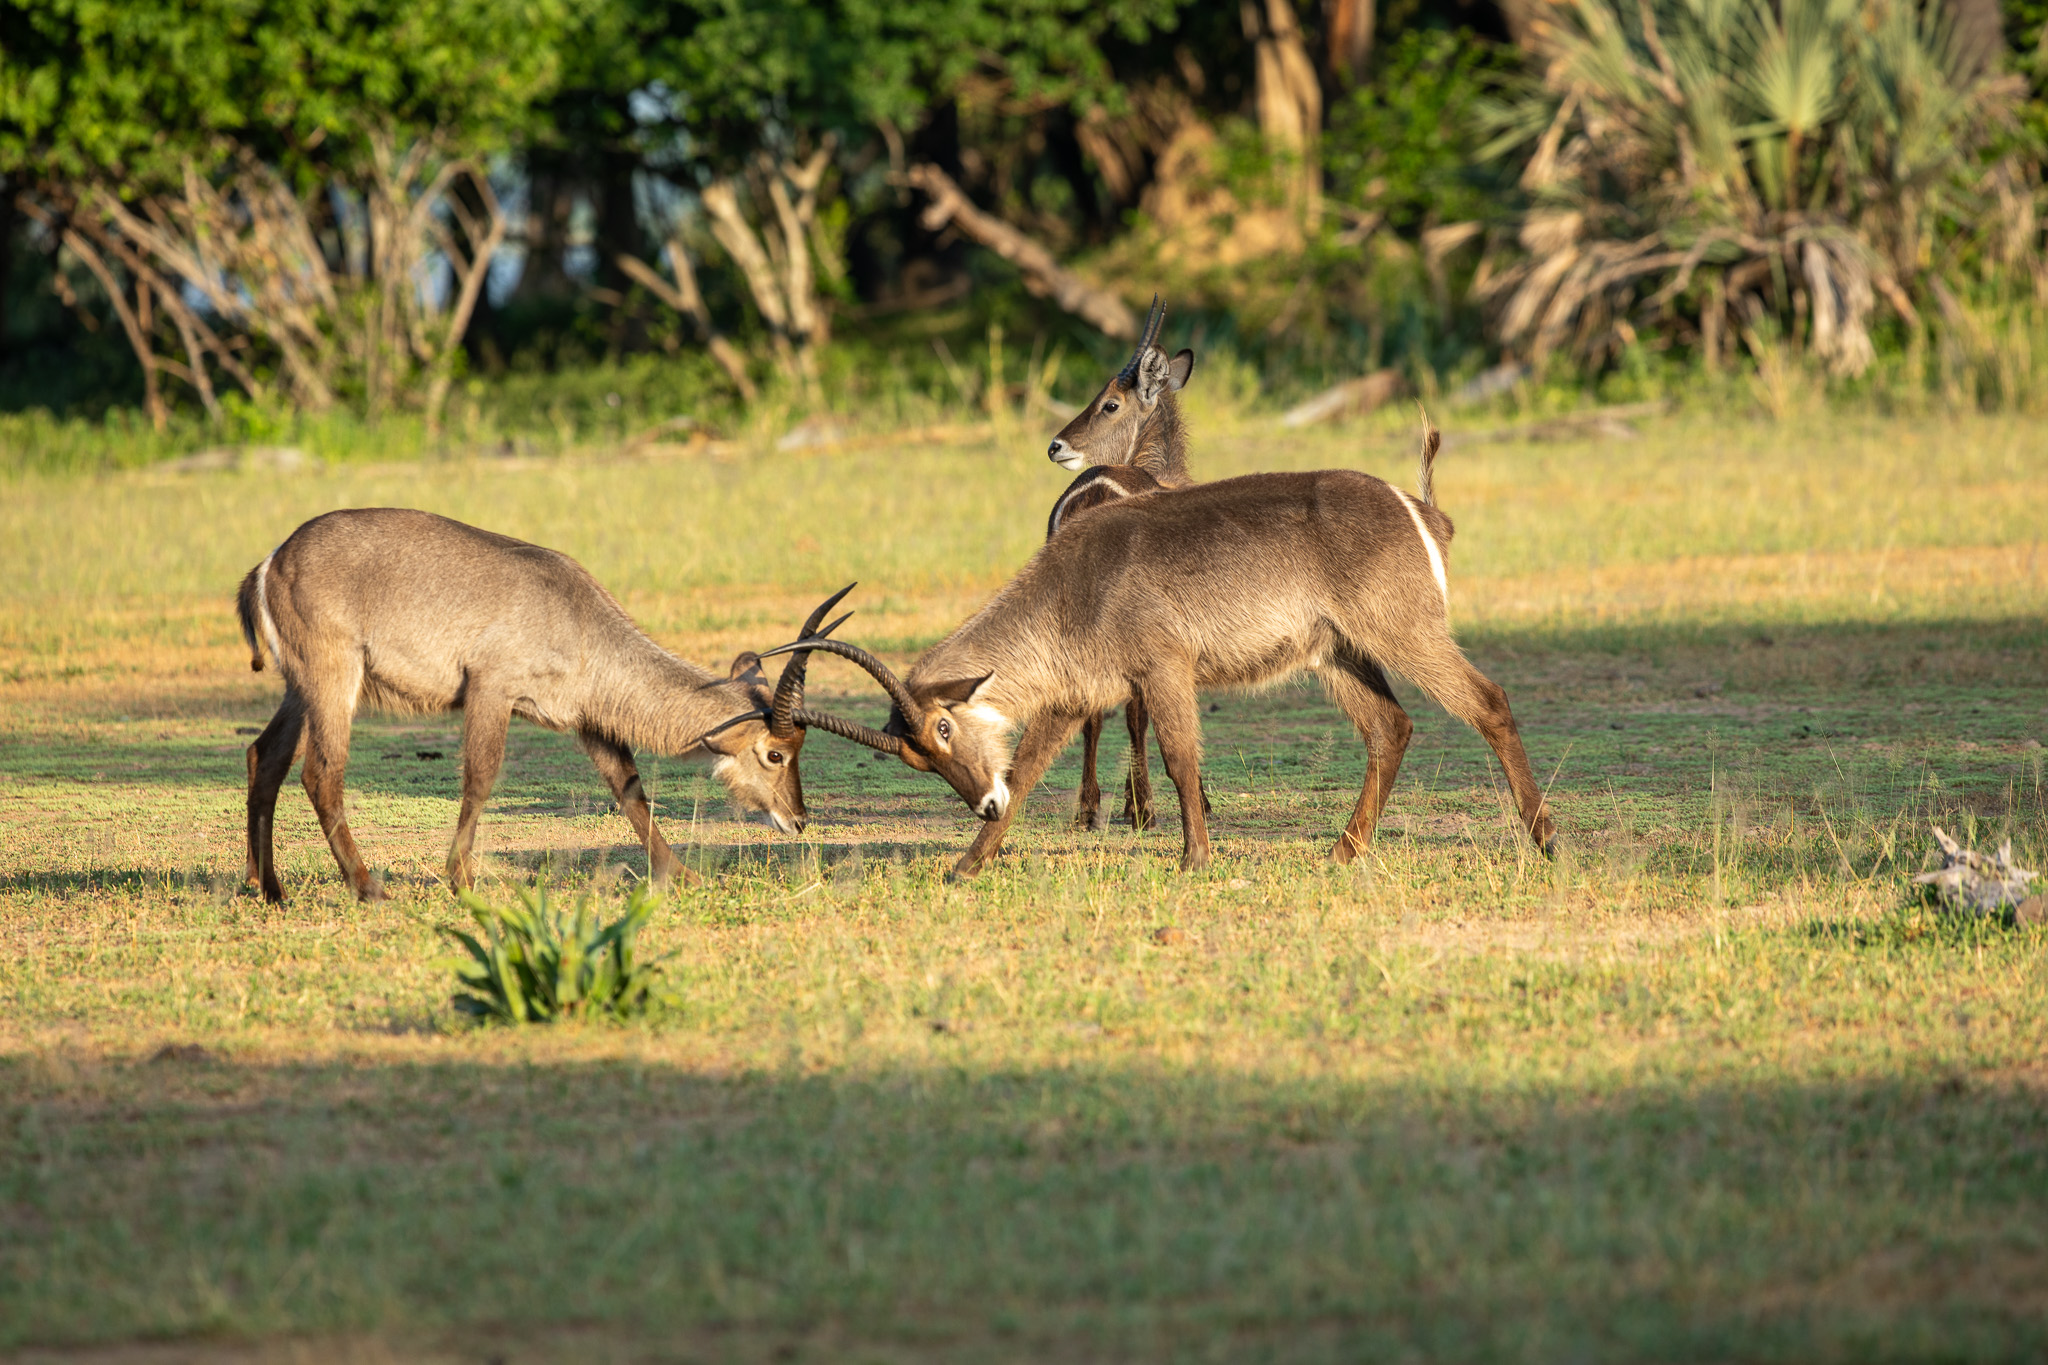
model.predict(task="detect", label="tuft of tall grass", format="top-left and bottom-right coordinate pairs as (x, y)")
top-left (442, 880), bottom-right (670, 1023)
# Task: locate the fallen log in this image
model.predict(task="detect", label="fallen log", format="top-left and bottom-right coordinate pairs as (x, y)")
top-left (1278, 368), bottom-right (1406, 427)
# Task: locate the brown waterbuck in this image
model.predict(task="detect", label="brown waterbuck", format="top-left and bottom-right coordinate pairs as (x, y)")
top-left (1042, 295), bottom-right (1200, 832)
top-left (235, 508), bottom-right (869, 903)
top-left (764, 418), bottom-right (1558, 877)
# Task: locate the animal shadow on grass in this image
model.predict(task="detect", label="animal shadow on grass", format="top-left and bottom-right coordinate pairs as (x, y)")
top-left (12, 1056), bottom-right (2048, 1356)
top-left (497, 841), bottom-right (956, 885)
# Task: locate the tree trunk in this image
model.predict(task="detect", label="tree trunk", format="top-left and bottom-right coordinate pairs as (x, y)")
top-left (61, 228), bottom-right (166, 430)
top-left (1325, 0), bottom-right (1375, 88)
top-left (0, 189), bottom-right (15, 367)
top-left (615, 241), bottom-right (759, 400)
top-left (1244, 0), bottom-right (1323, 221)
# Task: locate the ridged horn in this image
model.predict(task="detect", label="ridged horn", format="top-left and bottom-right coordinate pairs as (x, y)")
top-left (1117, 294), bottom-right (1166, 383)
top-left (768, 583), bottom-right (857, 737)
top-left (757, 636), bottom-right (922, 732)
top-left (790, 706), bottom-right (902, 754)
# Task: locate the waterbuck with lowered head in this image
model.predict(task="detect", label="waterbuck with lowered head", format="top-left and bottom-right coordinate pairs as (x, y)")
top-left (235, 508), bottom-right (868, 902)
top-left (764, 418), bottom-right (1557, 876)
top-left (1042, 295), bottom-right (1201, 832)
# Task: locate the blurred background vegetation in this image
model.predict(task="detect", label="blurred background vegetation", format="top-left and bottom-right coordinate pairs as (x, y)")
top-left (0, 0), bottom-right (2043, 469)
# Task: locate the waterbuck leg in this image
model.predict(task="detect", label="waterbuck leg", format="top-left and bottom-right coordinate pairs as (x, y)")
top-left (952, 710), bottom-right (1091, 879)
top-left (446, 690), bottom-right (512, 892)
top-left (1122, 694), bottom-right (1154, 830)
top-left (1141, 676), bottom-right (1211, 872)
top-left (1123, 690), bottom-right (1206, 826)
top-left (1422, 657), bottom-right (1557, 854)
top-left (580, 731), bottom-right (686, 886)
top-left (299, 696), bottom-right (382, 902)
top-left (1322, 653), bottom-right (1414, 864)
top-left (245, 689), bottom-right (306, 903)
top-left (1074, 711), bottom-right (1107, 831)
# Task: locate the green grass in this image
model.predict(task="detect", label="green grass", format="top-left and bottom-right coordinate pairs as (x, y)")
top-left (1, 407), bottom-right (2045, 1361)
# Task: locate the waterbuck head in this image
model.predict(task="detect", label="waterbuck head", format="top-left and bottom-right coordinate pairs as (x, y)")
top-left (1045, 295), bottom-right (1196, 482)
top-left (754, 638), bottom-right (1015, 822)
top-left (704, 585), bottom-right (863, 833)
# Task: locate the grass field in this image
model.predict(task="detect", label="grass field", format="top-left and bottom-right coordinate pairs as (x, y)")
top-left (2, 404), bottom-right (2046, 1362)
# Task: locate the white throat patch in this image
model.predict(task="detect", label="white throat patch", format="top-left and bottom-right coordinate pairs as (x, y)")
top-left (1395, 491), bottom-right (1449, 609)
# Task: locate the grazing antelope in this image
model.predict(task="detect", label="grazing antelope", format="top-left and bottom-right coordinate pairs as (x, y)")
top-left (765, 418), bottom-right (1557, 877)
top-left (1042, 295), bottom-right (1201, 832)
top-left (235, 508), bottom-right (868, 903)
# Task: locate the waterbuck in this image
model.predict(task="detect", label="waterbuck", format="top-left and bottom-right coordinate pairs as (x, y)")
top-left (764, 419), bottom-right (1558, 877)
top-left (235, 508), bottom-right (868, 903)
top-left (1042, 295), bottom-right (1199, 832)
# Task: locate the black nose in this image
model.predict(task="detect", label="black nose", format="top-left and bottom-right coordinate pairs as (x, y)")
top-left (793, 815), bottom-right (807, 833)
top-left (1047, 439), bottom-right (1064, 458)
top-left (979, 797), bottom-right (1000, 820)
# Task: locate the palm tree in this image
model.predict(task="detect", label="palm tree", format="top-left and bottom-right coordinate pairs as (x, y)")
top-left (1473, 0), bottom-right (2036, 379)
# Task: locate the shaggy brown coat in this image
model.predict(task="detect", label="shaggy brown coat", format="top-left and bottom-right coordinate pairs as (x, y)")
top-left (235, 508), bottom-right (827, 903)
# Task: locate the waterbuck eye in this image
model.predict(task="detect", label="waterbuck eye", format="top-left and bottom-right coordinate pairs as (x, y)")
top-left (766, 749), bottom-right (786, 765)
top-left (936, 718), bottom-right (952, 742)
top-left (1102, 401), bottom-right (1120, 414)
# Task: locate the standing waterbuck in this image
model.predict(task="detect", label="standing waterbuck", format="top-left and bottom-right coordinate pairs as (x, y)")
top-left (765, 419), bottom-right (1558, 877)
top-left (236, 508), bottom-right (868, 903)
top-left (1041, 295), bottom-right (1201, 832)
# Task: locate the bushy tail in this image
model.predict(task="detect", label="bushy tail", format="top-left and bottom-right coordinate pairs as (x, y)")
top-left (1416, 404), bottom-right (1442, 509)
top-left (236, 562), bottom-right (268, 672)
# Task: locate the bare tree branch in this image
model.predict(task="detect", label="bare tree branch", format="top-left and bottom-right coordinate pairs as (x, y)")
top-left (906, 163), bottom-right (1137, 338)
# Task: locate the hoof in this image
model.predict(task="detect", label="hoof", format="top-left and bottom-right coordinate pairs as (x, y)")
top-left (1074, 809), bottom-right (1106, 832)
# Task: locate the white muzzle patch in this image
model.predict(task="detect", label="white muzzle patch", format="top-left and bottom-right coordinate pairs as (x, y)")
top-left (1056, 454), bottom-right (1087, 472)
top-left (978, 774), bottom-right (1012, 822)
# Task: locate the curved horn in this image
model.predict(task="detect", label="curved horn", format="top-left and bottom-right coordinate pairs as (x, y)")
top-left (791, 706), bottom-right (903, 754)
top-left (1118, 294), bottom-right (1166, 382)
top-left (768, 583), bottom-right (857, 737)
top-left (758, 636), bottom-right (922, 731)
top-left (700, 708), bottom-right (769, 743)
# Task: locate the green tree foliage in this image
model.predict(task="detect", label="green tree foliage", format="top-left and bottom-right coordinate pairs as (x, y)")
top-left (1323, 28), bottom-right (1512, 233)
top-left (0, 0), bottom-right (567, 184)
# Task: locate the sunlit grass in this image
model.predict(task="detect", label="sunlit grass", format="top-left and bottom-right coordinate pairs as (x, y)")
top-left (1, 407), bottom-right (2044, 1359)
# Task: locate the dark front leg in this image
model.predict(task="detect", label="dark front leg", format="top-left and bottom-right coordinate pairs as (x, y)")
top-left (1122, 692), bottom-right (1154, 830)
top-left (952, 711), bottom-right (1091, 879)
top-left (580, 732), bottom-right (686, 885)
top-left (446, 692), bottom-right (512, 892)
top-left (1074, 711), bottom-right (1107, 831)
top-left (245, 691), bottom-right (306, 903)
top-left (299, 701), bottom-right (382, 902)
top-left (1324, 653), bottom-right (1413, 863)
top-left (1138, 676), bottom-right (1210, 871)
top-left (1123, 690), bottom-right (1206, 828)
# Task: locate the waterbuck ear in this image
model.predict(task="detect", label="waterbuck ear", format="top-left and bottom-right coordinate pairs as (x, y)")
top-left (1167, 348), bottom-right (1195, 392)
top-left (1134, 348), bottom-right (1174, 404)
top-left (728, 650), bottom-right (766, 685)
top-left (922, 672), bottom-right (994, 705)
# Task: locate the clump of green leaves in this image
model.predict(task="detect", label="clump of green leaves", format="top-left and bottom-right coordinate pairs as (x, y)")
top-left (441, 881), bottom-right (669, 1024)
